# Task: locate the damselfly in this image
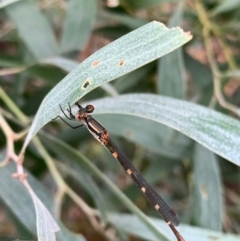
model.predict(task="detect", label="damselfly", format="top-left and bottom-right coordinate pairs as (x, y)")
top-left (54, 102), bottom-right (184, 241)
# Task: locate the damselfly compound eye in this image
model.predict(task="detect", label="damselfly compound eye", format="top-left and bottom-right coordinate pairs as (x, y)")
top-left (86, 105), bottom-right (94, 113)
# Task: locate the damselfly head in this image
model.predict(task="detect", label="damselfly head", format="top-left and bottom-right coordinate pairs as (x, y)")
top-left (75, 104), bottom-right (94, 120)
top-left (86, 105), bottom-right (94, 113)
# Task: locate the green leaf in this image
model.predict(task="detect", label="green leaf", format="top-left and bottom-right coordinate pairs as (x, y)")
top-left (157, 2), bottom-right (186, 144)
top-left (108, 213), bottom-right (240, 241)
top-left (0, 163), bottom-right (86, 241)
top-left (85, 94), bottom-right (240, 166)
top-left (29, 190), bottom-right (60, 241)
top-left (212, 0), bottom-right (240, 15)
top-left (158, 46), bottom-right (186, 99)
top-left (158, 1), bottom-right (186, 99)
top-left (23, 21), bottom-right (192, 148)
top-left (192, 144), bottom-right (223, 231)
top-left (43, 57), bottom-right (118, 97)
top-left (5, 0), bottom-right (59, 61)
top-left (61, 0), bottom-right (97, 52)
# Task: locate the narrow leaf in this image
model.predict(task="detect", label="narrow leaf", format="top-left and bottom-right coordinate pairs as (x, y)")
top-left (5, 0), bottom-right (59, 61)
top-left (192, 144), bottom-right (223, 230)
top-left (29, 190), bottom-right (60, 241)
top-left (86, 94), bottom-right (240, 166)
top-left (157, 1), bottom-right (186, 144)
top-left (158, 1), bottom-right (186, 99)
top-left (43, 57), bottom-right (117, 96)
top-left (213, 0), bottom-right (240, 15)
top-left (61, 0), bottom-right (97, 52)
top-left (23, 21), bottom-right (192, 149)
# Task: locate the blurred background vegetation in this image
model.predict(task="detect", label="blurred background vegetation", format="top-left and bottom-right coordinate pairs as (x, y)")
top-left (0, 0), bottom-right (240, 240)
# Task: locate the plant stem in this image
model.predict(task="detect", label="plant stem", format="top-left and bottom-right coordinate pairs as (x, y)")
top-left (0, 86), bottom-right (29, 124)
top-left (195, 0), bottom-right (240, 116)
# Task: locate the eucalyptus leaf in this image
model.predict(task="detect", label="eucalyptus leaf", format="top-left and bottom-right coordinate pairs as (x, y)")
top-left (212, 0), bottom-right (240, 15)
top-left (84, 94), bottom-right (240, 166)
top-left (23, 21), bottom-right (192, 149)
top-left (43, 57), bottom-right (118, 96)
top-left (29, 190), bottom-right (60, 241)
top-left (157, 1), bottom-right (186, 144)
top-left (61, 0), bottom-right (97, 52)
top-left (192, 144), bottom-right (223, 231)
top-left (158, 1), bottom-right (186, 99)
top-left (5, 0), bottom-right (59, 61)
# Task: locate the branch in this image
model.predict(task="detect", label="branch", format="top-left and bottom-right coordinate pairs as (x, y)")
top-left (195, 0), bottom-right (240, 116)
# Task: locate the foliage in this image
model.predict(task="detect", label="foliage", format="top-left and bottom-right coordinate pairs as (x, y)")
top-left (0, 0), bottom-right (240, 241)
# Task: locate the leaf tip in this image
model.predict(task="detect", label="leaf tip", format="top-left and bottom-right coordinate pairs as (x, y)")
top-left (185, 31), bottom-right (193, 40)
top-left (153, 21), bottom-right (192, 40)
